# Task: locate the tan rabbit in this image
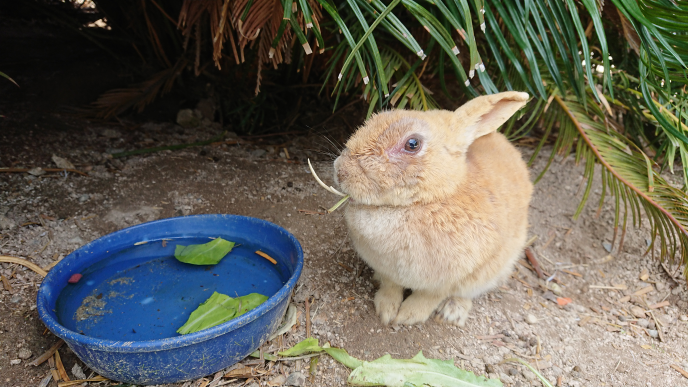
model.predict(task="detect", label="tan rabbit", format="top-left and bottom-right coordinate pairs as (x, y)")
top-left (333, 91), bottom-right (533, 326)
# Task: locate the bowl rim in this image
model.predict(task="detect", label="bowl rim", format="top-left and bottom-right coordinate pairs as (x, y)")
top-left (36, 214), bottom-right (303, 353)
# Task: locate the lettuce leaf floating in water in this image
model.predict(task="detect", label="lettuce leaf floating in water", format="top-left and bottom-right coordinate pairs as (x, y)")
top-left (177, 292), bottom-right (268, 335)
top-left (174, 237), bottom-right (235, 265)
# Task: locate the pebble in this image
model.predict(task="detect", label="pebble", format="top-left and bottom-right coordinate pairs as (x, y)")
top-left (10, 294), bottom-right (21, 303)
top-left (72, 363), bottom-right (87, 379)
top-left (602, 241), bottom-right (613, 252)
top-left (522, 369), bottom-right (536, 381)
top-left (251, 149), bottom-right (267, 158)
top-left (618, 315), bottom-right (627, 322)
top-left (17, 348), bottom-right (32, 360)
top-left (680, 315), bottom-right (688, 321)
top-left (10, 359), bottom-right (21, 365)
top-left (508, 368), bottom-right (519, 376)
top-left (648, 320), bottom-right (656, 330)
top-left (525, 314), bottom-right (538, 324)
top-left (78, 194), bottom-right (90, 203)
top-left (0, 215), bottom-right (16, 230)
top-left (655, 282), bottom-right (665, 291)
top-left (637, 318), bottom-right (649, 328)
top-left (630, 306), bottom-right (646, 318)
top-left (648, 329), bottom-right (659, 338)
top-left (285, 371), bottom-right (306, 386)
top-left (499, 373), bottom-right (514, 384)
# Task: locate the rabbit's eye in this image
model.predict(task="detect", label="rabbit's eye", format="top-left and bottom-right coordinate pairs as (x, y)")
top-left (404, 138), bottom-right (421, 152)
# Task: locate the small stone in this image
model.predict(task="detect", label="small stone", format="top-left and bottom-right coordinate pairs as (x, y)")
top-left (52, 155), bottom-right (75, 170)
top-left (10, 294), bottom-right (21, 303)
top-left (648, 329), bottom-right (659, 338)
top-left (285, 371), bottom-right (306, 386)
top-left (176, 109), bottom-right (201, 128)
top-left (647, 320), bottom-right (656, 330)
top-left (78, 194), bottom-right (90, 203)
top-left (522, 369), bottom-right (536, 381)
top-left (17, 348), bottom-right (31, 360)
top-left (100, 129), bottom-right (121, 138)
top-left (637, 318), bottom-right (649, 328)
top-left (618, 315), bottom-right (627, 322)
top-left (499, 373), bottom-right (514, 384)
top-left (71, 363), bottom-right (87, 379)
top-left (655, 282), bottom-right (665, 291)
top-left (630, 306), bottom-right (646, 318)
top-left (0, 215), bottom-right (16, 230)
top-left (196, 98), bottom-right (216, 121)
top-left (251, 149), bottom-right (267, 158)
top-left (602, 241), bottom-right (613, 252)
top-left (10, 359), bottom-right (21, 365)
top-left (680, 315), bottom-right (688, 321)
top-left (525, 314), bottom-right (538, 324)
top-left (508, 368), bottom-right (519, 376)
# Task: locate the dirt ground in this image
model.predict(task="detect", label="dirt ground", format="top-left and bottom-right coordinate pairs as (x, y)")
top-left (2, 21), bottom-right (688, 387)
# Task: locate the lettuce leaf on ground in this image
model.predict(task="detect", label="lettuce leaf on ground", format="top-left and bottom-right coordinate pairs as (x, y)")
top-left (174, 237), bottom-right (235, 265)
top-left (275, 338), bottom-right (501, 387)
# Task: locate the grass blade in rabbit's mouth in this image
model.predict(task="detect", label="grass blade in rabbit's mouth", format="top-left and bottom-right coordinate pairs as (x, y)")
top-left (307, 158), bottom-right (350, 213)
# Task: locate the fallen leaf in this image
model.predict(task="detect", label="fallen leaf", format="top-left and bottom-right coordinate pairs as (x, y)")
top-left (52, 155), bottom-right (75, 170)
top-left (348, 352), bottom-right (502, 387)
top-left (557, 297), bottom-right (572, 306)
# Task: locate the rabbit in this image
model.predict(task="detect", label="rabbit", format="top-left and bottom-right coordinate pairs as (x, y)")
top-left (333, 91), bottom-right (533, 326)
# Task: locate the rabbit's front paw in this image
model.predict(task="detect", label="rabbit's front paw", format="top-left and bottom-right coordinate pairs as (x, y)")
top-left (392, 291), bottom-right (444, 325)
top-left (434, 297), bottom-right (472, 327)
top-left (374, 283), bottom-right (403, 325)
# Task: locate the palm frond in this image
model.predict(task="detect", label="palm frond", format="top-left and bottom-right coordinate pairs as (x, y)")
top-left (546, 90), bottom-right (688, 272)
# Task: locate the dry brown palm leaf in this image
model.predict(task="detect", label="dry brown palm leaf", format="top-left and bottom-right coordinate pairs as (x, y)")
top-left (617, 8), bottom-right (641, 56)
top-left (141, 0), bottom-right (171, 67)
top-left (178, 0), bottom-right (240, 68)
top-left (90, 59), bottom-right (186, 119)
top-left (233, 0), bottom-right (277, 62)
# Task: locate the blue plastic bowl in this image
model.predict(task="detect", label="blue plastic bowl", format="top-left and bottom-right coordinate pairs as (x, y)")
top-left (37, 214), bottom-right (303, 384)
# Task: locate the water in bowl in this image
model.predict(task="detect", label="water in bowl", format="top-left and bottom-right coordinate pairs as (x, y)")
top-left (55, 237), bottom-right (288, 341)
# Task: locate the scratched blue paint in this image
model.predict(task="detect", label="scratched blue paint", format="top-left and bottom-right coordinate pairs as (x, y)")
top-left (37, 214), bottom-right (303, 384)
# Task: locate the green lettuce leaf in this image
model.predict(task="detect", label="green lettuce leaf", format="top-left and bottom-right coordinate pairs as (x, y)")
top-left (347, 351), bottom-right (502, 387)
top-left (277, 338), bottom-right (501, 387)
top-left (177, 292), bottom-right (268, 335)
top-left (277, 337), bottom-right (324, 356)
top-left (174, 237), bottom-right (235, 265)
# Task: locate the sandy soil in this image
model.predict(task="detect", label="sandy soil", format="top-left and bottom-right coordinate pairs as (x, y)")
top-left (1, 100), bottom-right (688, 387)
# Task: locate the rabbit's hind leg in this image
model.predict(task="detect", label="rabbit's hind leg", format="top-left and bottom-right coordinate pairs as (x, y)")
top-left (434, 297), bottom-right (473, 327)
top-left (392, 289), bottom-right (446, 325)
top-left (374, 273), bottom-right (404, 325)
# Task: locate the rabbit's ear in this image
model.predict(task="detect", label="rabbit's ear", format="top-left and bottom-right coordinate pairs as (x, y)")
top-left (455, 91), bottom-right (529, 144)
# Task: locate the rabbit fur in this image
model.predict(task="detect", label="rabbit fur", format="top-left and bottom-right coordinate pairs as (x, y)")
top-left (333, 91), bottom-right (533, 326)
